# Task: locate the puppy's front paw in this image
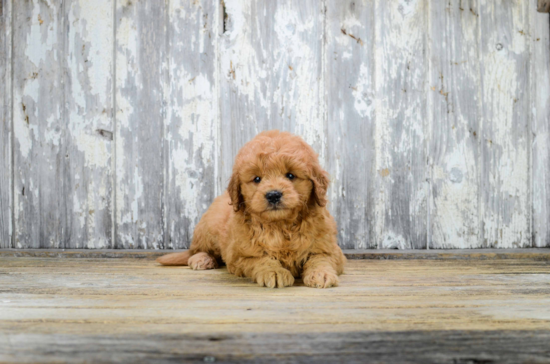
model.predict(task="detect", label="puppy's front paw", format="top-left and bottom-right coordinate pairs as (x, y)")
top-left (188, 252), bottom-right (218, 270)
top-left (303, 269), bottom-right (339, 289)
top-left (255, 268), bottom-right (295, 288)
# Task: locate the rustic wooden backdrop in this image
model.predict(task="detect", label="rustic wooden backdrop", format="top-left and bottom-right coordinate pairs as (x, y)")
top-left (1, 0), bottom-right (549, 250)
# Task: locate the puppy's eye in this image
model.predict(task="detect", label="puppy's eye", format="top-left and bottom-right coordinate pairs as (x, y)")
top-left (286, 173), bottom-right (295, 180)
top-left (253, 176), bottom-right (261, 183)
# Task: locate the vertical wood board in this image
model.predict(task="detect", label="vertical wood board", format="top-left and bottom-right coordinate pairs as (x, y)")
top-left (219, 0), bottom-right (326, 189)
top-left (165, 0), bottom-right (220, 249)
top-left (115, 0), bottom-right (166, 249)
top-left (478, 0), bottom-right (531, 248)
top-left (64, 0), bottom-right (114, 249)
top-left (374, 0), bottom-right (429, 249)
top-left (13, 0), bottom-right (66, 248)
top-left (531, 1), bottom-right (550, 247)
top-left (325, 0), bottom-right (375, 249)
top-left (12, 0), bottom-right (114, 249)
top-left (428, 0), bottom-right (482, 249)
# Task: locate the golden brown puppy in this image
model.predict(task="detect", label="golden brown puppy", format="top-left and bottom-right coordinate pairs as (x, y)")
top-left (157, 130), bottom-right (346, 288)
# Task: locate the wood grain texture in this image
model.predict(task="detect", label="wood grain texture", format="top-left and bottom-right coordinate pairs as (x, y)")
top-left (374, 0), bottom-right (429, 249)
top-left (219, 0), bottom-right (326, 187)
top-left (64, 0), bottom-right (114, 249)
top-left (532, 2), bottom-right (550, 247)
top-left (115, 0), bottom-right (166, 248)
top-left (12, 0), bottom-right (113, 249)
top-left (479, 0), bottom-right (531, 248)
top-left (428, 0), bottom-right (481, 249)
top-left (164, 0), bottom-right (220, 249)
top-left (2, 331), bottom-right (550, 364)
top-left (12, 0), bottom-right (66, 248)
top-left (1, 257), bottom-right (550, 362)
top-left (0, 0), bottom-right (12, 248)
top-left (3, 248), bottom-right (550, 261)
top-left (325, 0), bottom-right (375, 249)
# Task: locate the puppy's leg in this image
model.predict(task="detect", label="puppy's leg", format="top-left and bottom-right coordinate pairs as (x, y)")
top-left (302, 254), bottom-right (342, 289)
top-left (185, 227), bottom-right (221, 270)
top-left (229, 257), bottom-right (294, 289)
top-left (188, 252), bottom-right (219, 270)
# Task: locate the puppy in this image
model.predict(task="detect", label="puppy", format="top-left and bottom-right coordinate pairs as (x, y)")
top-left (157, 130), bottom-right (346, 288)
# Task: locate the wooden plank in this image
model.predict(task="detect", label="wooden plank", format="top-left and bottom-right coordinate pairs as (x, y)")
top-left (12, 1), bottom-right (66, 248)
top-left (219, 0), bottom-right (326, 189)
top-left (428, 1), bottom-right (481, 248)
top-left (479, 0), bottom-right (531, 248)
top-left (12, 0), bottom-right (114, 249)
top-left (325, 0), bottom-right (375, 249)
top-left (532, 1), bottom-right (550, 247)
top-left (1, 331), bottom-right (550, 364)
top-left (374, 0), bottom-right (429, 249)
top-left (0, 0), bottom-right (12, 248)
top-left (115, 0), bottom-right (166, 248)
top-left (63, 0), bottom-right (114, 248)
top-left (2, 248), bottom-right (550, 261)
top-left (538, 0), bottom-right (550, 12)
top-left (1, 257), bottom-right (550, 363)
top-left (164, 0), bottom-right (220, 249)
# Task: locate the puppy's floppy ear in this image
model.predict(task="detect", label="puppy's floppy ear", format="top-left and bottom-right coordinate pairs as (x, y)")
top-left (227, 171), bottom-right (244, 212)
top-left (309, 164), bottom-right (330, 207)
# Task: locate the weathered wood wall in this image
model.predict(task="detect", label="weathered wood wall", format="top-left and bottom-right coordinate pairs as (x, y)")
top-left (1, 0), bottom-right (549, 250)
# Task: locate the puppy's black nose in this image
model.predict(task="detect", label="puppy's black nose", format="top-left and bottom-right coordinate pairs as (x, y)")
top-left (265, 190), bottom-right (283, 204)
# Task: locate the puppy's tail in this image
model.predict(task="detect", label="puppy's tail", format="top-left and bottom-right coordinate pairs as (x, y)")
top-left (156, 251), bottom-right (191, 266)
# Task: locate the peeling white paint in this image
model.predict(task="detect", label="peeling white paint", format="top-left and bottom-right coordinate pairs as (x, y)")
top-left (352, 63), bottom-right (374, 119)
top-left (381, 231), bottom-right (408, 250)
top-left (477, 0), bottom-right (531, 248)
top-left (374, 0), bottom-right (428, 248)
top-left (25, 3), bottom-right (58, 68)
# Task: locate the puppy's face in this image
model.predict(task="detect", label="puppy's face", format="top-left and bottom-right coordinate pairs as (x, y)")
top-left (228, 131), bottom-right (329, 222)
top-left (239, 157), bottom-right (312, 221)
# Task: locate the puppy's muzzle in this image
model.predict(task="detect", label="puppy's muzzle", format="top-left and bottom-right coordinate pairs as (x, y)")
top-left (265, 190), bottom-right (283, 205)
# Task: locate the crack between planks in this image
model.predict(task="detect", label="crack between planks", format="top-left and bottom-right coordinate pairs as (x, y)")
top-left (62, 0), bottom-right (68, 249)
top-left (527, 0), bottom-right (534, 248)
top-left (426, 0), bottom-right (432, 251)
top-left (321, 0), bottom-right (329, 245)
top-left (373, 0), bottom-right (378, 250)
top-left (162, 0), bottom-right (169, 249)
top-left (215, 0), bottom-right (223, 199)
top-left (10, 0), bottom-right (15, 249)
top-left (475, 0), bottom-right (484, 249)
top-left (111, 0), bottom-right (117, 249)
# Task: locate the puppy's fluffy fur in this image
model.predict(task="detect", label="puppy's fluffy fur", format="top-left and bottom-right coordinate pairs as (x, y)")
top-left (157, 130), bottom-right (346, 288)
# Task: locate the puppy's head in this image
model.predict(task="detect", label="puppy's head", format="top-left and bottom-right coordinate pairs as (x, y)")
top-left (227, 130), bottom-right (329, 221)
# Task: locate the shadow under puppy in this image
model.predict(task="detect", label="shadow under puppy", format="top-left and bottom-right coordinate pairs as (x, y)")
top-left (157, 130), bottom-right (346, 288)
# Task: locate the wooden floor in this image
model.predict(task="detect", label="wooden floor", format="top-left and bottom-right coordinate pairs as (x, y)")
top-left (1, 253), bottom-right (550, 363)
